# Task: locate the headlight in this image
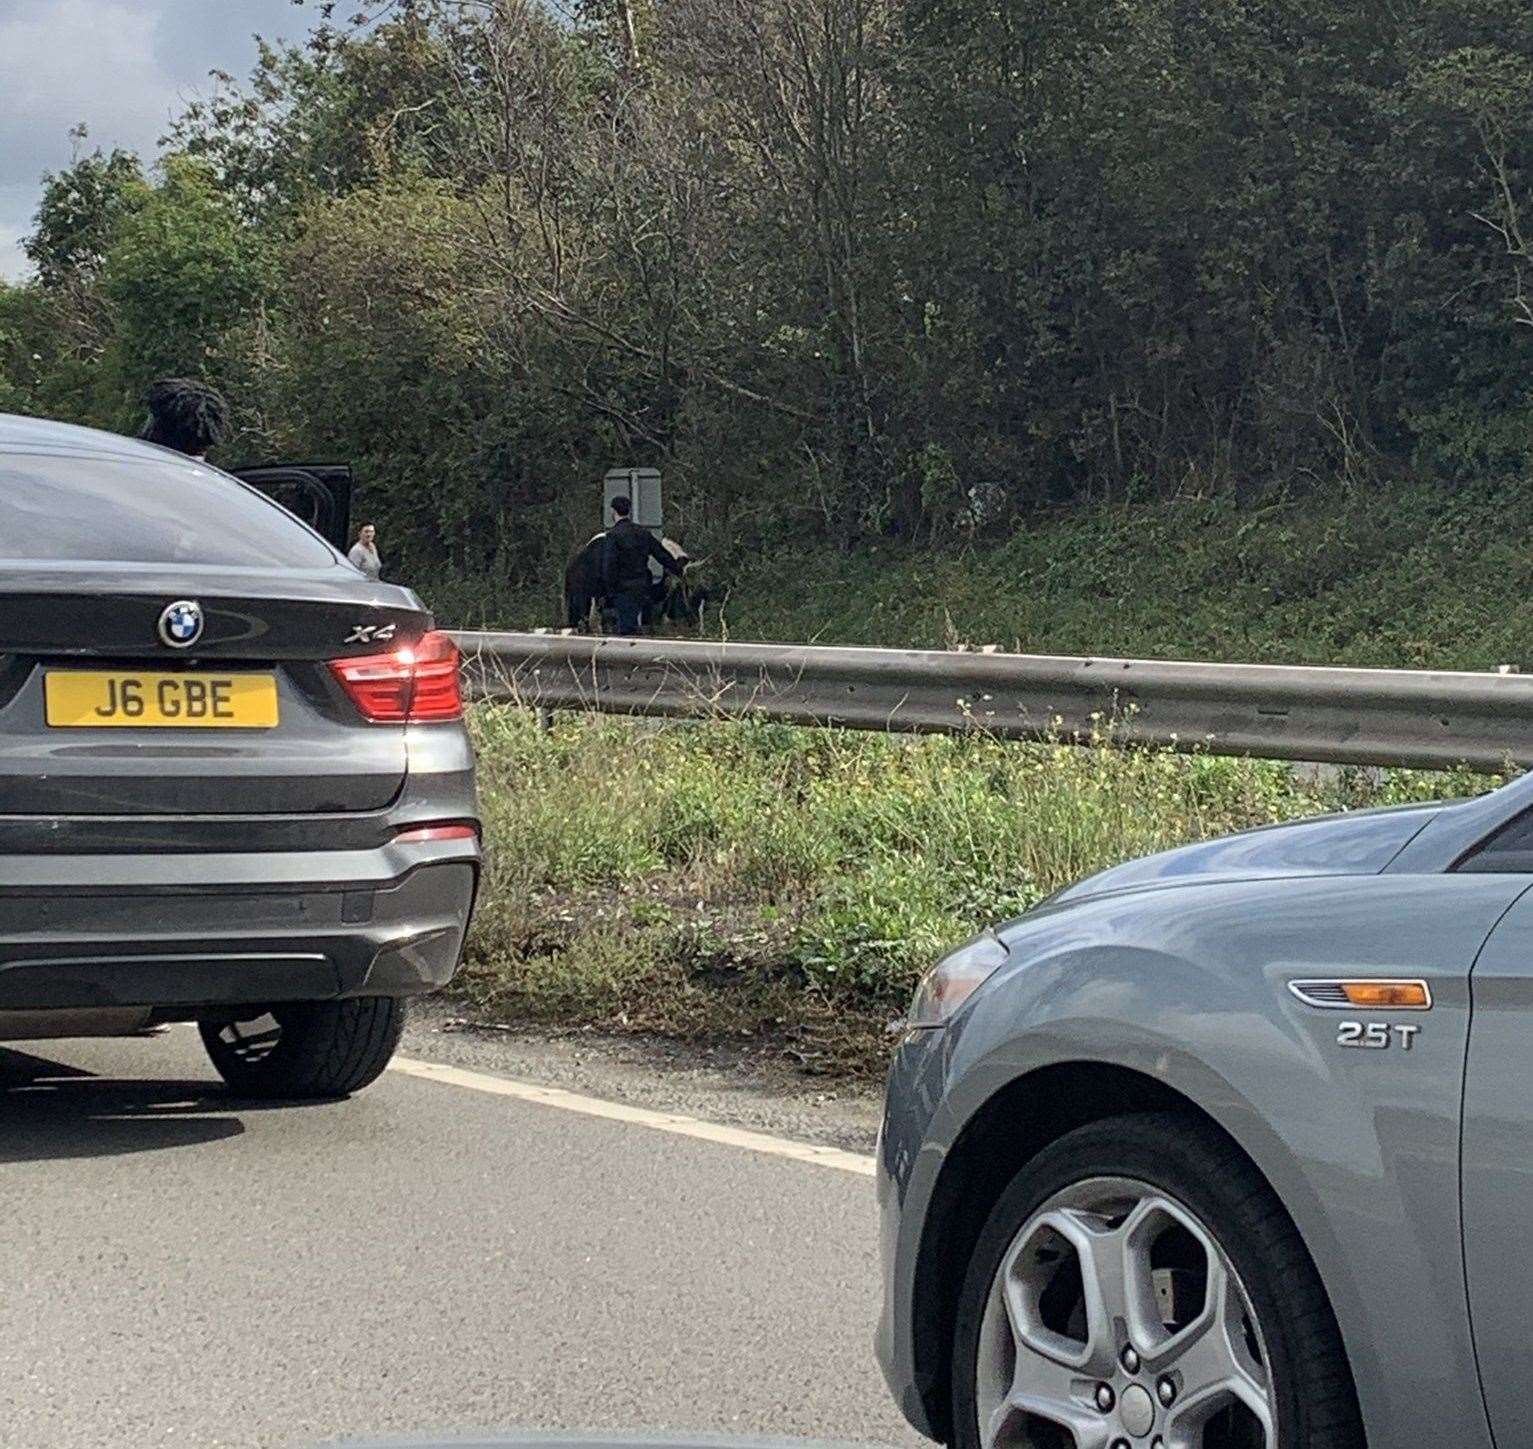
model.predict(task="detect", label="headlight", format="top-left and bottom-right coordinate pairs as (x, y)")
top-left (907, 932), bottom-right (1009, 1029)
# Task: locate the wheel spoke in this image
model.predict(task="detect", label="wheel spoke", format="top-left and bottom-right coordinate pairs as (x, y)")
top-left (1172, 1255), bottom-right (1228, 1377)
top-left (1118, 1195), bottom-right (1177, 1361)
top-left (986, 1339), bottom-right (1113, 1449)
top-left (1000, 1208), bottom-right (1118, 1374)
top-left (1070, 1209), bottom-right (1138, 1376)
top-left (1162, 1259), bottom-right (1275, 1446)
top-left (1165, 1379), bottom-right (1275, 1448)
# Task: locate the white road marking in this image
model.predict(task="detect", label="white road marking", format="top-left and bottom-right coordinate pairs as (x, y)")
top-left (390, 1055), bottom-right (877, 1176)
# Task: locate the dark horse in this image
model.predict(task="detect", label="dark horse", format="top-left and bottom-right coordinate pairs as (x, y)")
top-left (563, 532), bottom-right (609, 632)
top-left (563, 532), bottom-right (712, 633)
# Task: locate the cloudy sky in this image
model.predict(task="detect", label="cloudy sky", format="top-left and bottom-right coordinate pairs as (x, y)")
top-left (0, 0), bottom-right (312, 280)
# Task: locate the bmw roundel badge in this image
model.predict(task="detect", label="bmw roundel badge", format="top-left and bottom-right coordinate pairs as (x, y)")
top-left (158, 600), bottom-right (205, 650)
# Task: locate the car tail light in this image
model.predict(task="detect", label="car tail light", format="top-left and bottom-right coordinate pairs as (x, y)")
top-left (394, 823), bottom-right (479, 844)
top-left (329, 630), bottom-right (463, 723)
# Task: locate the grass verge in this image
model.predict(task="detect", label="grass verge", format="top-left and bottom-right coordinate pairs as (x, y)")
top-left (457, 706), bottom-right (1495, 1079)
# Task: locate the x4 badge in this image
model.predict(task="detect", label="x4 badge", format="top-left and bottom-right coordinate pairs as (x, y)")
top-left (344, 622), bottom-right (398, 646)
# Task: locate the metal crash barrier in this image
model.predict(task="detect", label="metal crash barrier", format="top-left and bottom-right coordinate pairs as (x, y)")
top-left (452, 631), bottom-right (1533, 772)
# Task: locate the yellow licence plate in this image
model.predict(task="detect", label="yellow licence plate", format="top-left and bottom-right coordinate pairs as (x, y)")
top-left (44, 671), bottom-right (280, 729)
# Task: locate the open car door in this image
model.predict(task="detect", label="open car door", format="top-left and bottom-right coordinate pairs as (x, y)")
top-left (229, 463), bottom-right (353, 552)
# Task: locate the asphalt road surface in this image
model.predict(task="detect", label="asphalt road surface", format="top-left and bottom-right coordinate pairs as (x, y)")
top-left (0, 1025), bottom-right (922, 1449)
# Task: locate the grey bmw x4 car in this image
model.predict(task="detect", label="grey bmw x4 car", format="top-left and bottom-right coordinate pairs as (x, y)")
top-left (0, 413), bottom-right (479, 1097)
top-left (877, 768), bottom-right (1533, 1449)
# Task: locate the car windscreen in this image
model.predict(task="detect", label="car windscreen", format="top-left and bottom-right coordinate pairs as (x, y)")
top-left (0, 450), bottom-right (337, 568)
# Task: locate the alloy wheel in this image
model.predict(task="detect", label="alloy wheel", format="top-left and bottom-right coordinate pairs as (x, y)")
top-left (975, 1176), bottom-right (1276, 1449)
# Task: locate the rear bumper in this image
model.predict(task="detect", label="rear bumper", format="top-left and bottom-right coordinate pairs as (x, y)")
top-left (0, 840), bottom-right (479, 1014)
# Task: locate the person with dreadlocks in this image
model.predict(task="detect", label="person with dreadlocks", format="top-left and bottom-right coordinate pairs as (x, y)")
top-left (140, 377), bottom-right (232, 460)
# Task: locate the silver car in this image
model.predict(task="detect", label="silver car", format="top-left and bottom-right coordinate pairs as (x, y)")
top-left (0, 414), bottom-right (480, 1096)
top-left (876, 770), bottom-right (1533, 1448)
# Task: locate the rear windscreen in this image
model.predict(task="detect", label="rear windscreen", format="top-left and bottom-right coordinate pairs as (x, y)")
top-left (0, 451), bottom-right (337, 568)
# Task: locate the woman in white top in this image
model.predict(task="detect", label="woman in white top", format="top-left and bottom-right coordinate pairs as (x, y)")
top-left (348, 522), bottom-right (382, 580)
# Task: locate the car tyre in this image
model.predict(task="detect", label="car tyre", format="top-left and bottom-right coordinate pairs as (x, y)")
top-left (199, 996), bottom-right (408, 1099)
top-left (951, 1112), bottom-right (1365, 1449)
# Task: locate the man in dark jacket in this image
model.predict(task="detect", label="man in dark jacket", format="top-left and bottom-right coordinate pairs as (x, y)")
top-left (601, 495), bottom-right (685, 636)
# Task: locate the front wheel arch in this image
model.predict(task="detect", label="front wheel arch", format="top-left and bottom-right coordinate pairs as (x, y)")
top-left (908, 1062), bottom-right (1343, 1444)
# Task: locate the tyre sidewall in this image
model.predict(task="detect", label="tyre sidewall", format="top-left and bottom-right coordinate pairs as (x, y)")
top-left (951, 1119), bottom-right (1318, 1449)
top-left (200, 996), bottom-right (406, 1098)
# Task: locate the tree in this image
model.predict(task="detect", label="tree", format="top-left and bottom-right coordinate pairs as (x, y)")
top-left (100, 155), bottom-right (267, 394)
top-left (664, 0), bottom-right (896, 541)
top-left (25, 139), bottom-right (148, 290)
top-left (271, 177), bottom-right (520, 566)
top-left (15, 0), bottom-right (1533, 577)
